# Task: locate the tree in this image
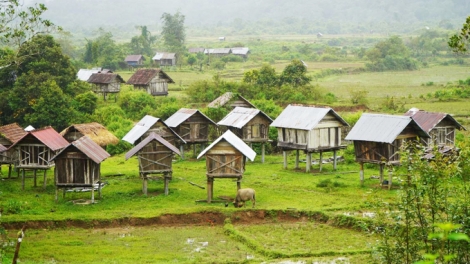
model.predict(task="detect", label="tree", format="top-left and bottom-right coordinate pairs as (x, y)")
top-left (448, 16), bottom-right (470, 53)
top-left (279, 59), bottom-right (311, 87)
top-left (160, 11), bottom-right (186, 54)
top-left (0, 0), bottom-right (60, 68)
top-left (365, 36), bottom-right (418, 71)
top-left (129, 26), bottom-right (156, 57)
top-left (187, 54), bottom-right (197, 68)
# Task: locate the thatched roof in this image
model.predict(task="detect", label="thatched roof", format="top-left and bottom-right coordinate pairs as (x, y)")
top-left (60, 122), bottom-right (119, 147)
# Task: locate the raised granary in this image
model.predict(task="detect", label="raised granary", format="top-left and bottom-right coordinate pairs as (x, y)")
top-left (0, 123), bottom-right (27, 178)
top-left (126, 68), bottom-right (174, 96)
top-left (270, 105), bottom-right (349, 172)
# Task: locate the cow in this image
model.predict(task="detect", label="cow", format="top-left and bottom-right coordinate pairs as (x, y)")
top-left (232, 188), bottom-right (256, 208)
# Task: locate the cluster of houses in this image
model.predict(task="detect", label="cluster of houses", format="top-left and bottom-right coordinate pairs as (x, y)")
top-left (77, 67), bottom-right (174, 100)
top-left (0, 90), bottom-right (465, 203)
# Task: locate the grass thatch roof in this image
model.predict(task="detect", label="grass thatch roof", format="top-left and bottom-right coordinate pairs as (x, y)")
top-left (60, 122), bottom-right (119, 147)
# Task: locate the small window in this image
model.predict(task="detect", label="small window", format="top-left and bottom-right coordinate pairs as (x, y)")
top-left (252, 124), bottom-right (260, 138)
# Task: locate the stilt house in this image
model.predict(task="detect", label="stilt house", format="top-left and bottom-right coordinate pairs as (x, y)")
top-left (52, 136), bottom-right (110, 202)
top-left (122, 115), bottom-right (185, 147)
top-left (127, 68), bottom-right (174, 96)
top-left (8, 127), bottom-right (69, 190)
top-left (60, 122), bottom-right (119, 148)
top-left (207, 92), bottom-right (256, 109)
top-left (125, 132), bottom-right (181, 196)
top-left (270, 105), bottom-right (349, 172)
top-left (197, 130), bottom-right (256, 203)
top-left (87, 73), bottom-right (125, 101)
top-left (217, 107), bottom-right (273, 163)
top-left (165, 108), bottom-right (217, 159)
top-left (124, 55), bottom-right (145, 67)
top-left (0, 123), bottom-right (27, 178)
top-left (404, 108), bottom-right (466, 147)
top-left (345, 113), bottom-right (429, 189)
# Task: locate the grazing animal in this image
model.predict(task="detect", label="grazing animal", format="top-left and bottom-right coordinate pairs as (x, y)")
top-left (233, 188), bottom-right (256, 208)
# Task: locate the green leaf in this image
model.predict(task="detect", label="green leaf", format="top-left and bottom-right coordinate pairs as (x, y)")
top-left (448, 233), bottom-right (470, 241)
top-left (428, 233), bottom-right (444, 240)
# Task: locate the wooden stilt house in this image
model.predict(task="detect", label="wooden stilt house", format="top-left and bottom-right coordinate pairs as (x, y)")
top-left (165, 108), bottom-right (217, 159)
top-left (122, 115), bottom-right (185, 147)
top-left (126, 69), bottom-right (174, 96)
top-left (60, 122), bottom-right (119, 148)
top-left (270, 105), bottom-right (349, 172)
top-left (207, 92), bottom-right (256, 109)
top-left (87, 73), bottom-right (125, 101)
top-left (125, 132), bottom-right (181, 196)
top-left (8, 127), bottom-right (69, 190)
top-left (404, 108), bottom-right (466, 148)
top-left (0, 123), bottom-right (27, 178)
top-left (217, 107), bottom-right (273, 163)
top-left (345, 113), bottom-right (429, 189)
top-left (52, 136), bottom-right (110, 202)
top-left (197, 130), bottom-right (256, 203)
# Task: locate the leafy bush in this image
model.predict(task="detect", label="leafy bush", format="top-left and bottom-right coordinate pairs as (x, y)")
top-left (118, 90), bottom-right (157, 120)
top-left (349, 89), bottom-right (369, 105)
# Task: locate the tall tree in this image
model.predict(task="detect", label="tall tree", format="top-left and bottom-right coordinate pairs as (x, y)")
top-left (130, 26), bottom-right (156, 56)
top-left (160, 11), bottom-right (186, 54)
top-left (280, 59), bottom-right (311, 87)
top-left (449, 16), bottom-right (470, 53)
top-left (0, 0), bottom-right (60, 68)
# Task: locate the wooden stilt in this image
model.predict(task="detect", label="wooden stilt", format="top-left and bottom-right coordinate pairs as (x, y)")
top-left (237, 178), bottom-right (241, 190)
top-left (91, 184), bottom-right (95, 203)
top-left (319, 152), bottom-right (323, 172)
top-left (283, 151), bottom-right (288, 169)
top-left (180, 145), bottom-right (185, 160)
top-left (360, 162), bottom-right (364, 186)
top-left (43, 170), bottom-right (47, 189)
top-left (388, 168), bottom-right (392, 190)
top-left (207, 177), bottom-right (213, 203)
top-left (306, 153), bottom-right (311, 173)
top-left (261, 143), bottom-right (265, 164)
top-left (164, 173), bottom-right (170, 196)
top-left (250, 143), bottom-right (253, 162)
top-left (22, 169), bottom-right (25, 190)
top-left (98, 182), bottom-right (102, 199)
top-left (143, 176), bottom-right (148, 196)
top-left (333, 150), bottom-right (337, 170)
top-left (8, 164), bottom-right (12, 178)
top-left (379, 164), bottom-right (384, 186)
top-left (33, 169), bottom-right (37, 187)
top-left (193, 144), bottom-right (197, 157)
top-left (295, 150), bottom-right (299, 169)
top-left (55, 187), bottom-right (58, 202)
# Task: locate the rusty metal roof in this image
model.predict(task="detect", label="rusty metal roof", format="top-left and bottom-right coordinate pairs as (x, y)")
top-left (197, 130), bottom-right (256, 161)
top-left (10, 126), bottom-right (69, 151)
top-left (125, 55), bottom-right (145, 62)
top-left (165, 108), bottom-right (217, 128)
top-left (404, 108), bottom-right (466, 132)
top-left (345, 113), bottom-right (429, 144)
top-left (0, 123), bottom-right (27, 145)
top-left (126, 68), bottom-right (174, 85)
top-left (87, 73), bottom-right (125, 84)
top-left (52, 136), bottom-right (110, 164)
top-left (125, 132), bottom-right (180, 160)
top-left (207, 92), bottom-right (256, 108)
top-left (217, 107), bottom-right (273, 129)
top-left (270, 105), bottom-right (349, 130)
top-left (122, 115), bottom-right (185, 145)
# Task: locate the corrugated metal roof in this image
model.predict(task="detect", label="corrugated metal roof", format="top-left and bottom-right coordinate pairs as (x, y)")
top-left (0, 123), bottom-right (27, 145)
top-left (270, 105), bottom-right (349, 130)
top-left (152, 52), bottom-right (176, 60)
top-left (122, 115), bottom-right (185, 145)
top-left (231, 47), bottom-right (250, 55)
top-left (52, 136), bottom-right (110, 164)
top-left (404, 108), bottom-right (466, 132)
top-left (0, 144), bottom-right (6, 152)
top-left (77, 69), bottom-right (100, 81)
top-left (87, 73), bottom-right (124, 84)
top-left (197, 130), bottom-right (256, 161)
top-left (125, 55), bottom-right (145, 62)
top-left (217, 107), bottom-right (272, 129)
top-left (345, 113), bottom-right (429, 144)
top-left (188, 48), bottom-right (205, 53)
top-left (10, 127), bottom-right (69, 151)
top-left (207, 92), bottom-right (256, 108)
top-left (165, 108), bottom-right (217, 128)
top-left (126, 68), bottom-right (174, 85)
top-left (125, 132), bottom-right (180, 160)
top-left (204, 48), bottom-right (231, 55)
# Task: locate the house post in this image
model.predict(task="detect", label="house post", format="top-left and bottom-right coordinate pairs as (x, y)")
top-left (306, 152), bottom-right (311, 173)
top-left (360, 162), bottom-right (364, 186)
top-left (295, 150), bottom-right (299, 169)
top-left (283, 151), bottom-right (288, 169)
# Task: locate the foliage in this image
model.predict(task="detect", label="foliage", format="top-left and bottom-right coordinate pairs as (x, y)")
top-left (280, 59), bottom-right (311, 87)
top-left (373, 140), bottom-right (470, 263)
top-left (366, 36), bottom-right (418, 71)
top-left (161, 11), bottom-right (186, 54)
top-left (151, 97), bottom-right (186, 120)
top-left (349, 89), bottom-right (369, 105)
top-left (448, 16), bottom-right (470, 53)
top-left (82, 29), bottom-right (124, 70)
top-left (118, 89), bottom-right (157, 120)
top-left (129, 26), bottom-right (156, 57)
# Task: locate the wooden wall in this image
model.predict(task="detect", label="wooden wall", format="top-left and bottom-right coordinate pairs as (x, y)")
top-left (205, 141), bottom-right (244, 177)
top-left (353, 140), bottom-right (402, 164)
top-left (55, 151), bottom-right (100, 186)
top-left (241, 115), bottom-right (271, 142)
top-left (138, 140), bottom-right (174, 174)
top-left (148, 77), bottom-right (168, 96)
top-left (142, 121), bottom-right (178, 146)
top-left (17, 144), bottom-right (54, 168)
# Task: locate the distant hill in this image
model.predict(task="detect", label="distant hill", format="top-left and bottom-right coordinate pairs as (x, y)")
top-left (36, 0), bottom-right (469, 36)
